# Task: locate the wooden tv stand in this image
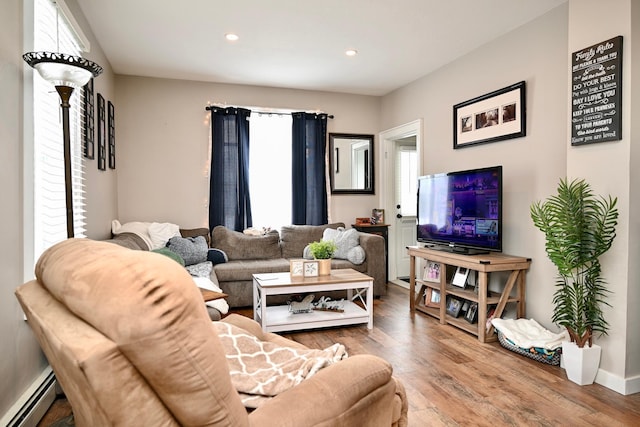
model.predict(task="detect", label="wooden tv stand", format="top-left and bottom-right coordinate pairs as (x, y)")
top-left (407, 246), bottom-right (531, 343)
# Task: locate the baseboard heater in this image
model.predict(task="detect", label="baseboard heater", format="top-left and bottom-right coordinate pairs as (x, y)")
top-left (1, 366), bottom-right (57, 427)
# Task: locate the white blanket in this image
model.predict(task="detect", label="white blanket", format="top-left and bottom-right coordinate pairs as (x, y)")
top-left (193, 276), bottom-right (229, 315)
top-left (111, 220), bottom-right (181, 250)
top-left (491, 318), bottom-right (567, 350)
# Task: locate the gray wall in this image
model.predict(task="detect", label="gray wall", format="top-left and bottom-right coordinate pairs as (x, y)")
top-left (0, 0), bottom-right (118, 417)
top-left (0, 0), bottom-right (41, 417)
top-left (113, 76), bottom-right (382, 227)
top-left (381, 0), bottom-right (568, 339)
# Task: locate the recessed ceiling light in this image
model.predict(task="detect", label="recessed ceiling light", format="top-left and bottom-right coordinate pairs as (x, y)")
top-left (345, 49), bottom-right (358, 57)
top-left (225, 33), bottom-right (239, 42)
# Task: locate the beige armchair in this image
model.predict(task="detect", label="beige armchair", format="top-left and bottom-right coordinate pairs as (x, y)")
top-left (16, 239), bottom-right (407, 426)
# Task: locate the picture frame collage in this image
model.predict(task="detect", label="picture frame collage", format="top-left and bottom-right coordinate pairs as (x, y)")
top-left (453, 81), bottom-right (526, 149)
top-left (84, 78), bottom-right (115, 170)
top-left (423, 260), bottom-right (483, 324)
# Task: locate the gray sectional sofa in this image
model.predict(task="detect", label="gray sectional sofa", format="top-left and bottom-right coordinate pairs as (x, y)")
top-left (106, 222), bottom-right (386, 310)
top-left (210, 223), bottom-right (386, 308)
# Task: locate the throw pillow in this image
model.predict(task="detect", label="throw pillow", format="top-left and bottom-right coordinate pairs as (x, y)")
top-left (166, 235), bottom-right (208, 266)
top-left (207, 248), bottom-right (228, 265)
top-left (151, 247), bottom-right (185, 266)
top-left (148, 222), bottom-right (181, 249)
top-left (321, 227), bottom-right (366, 265)
top-left (186, 261), bottom-right (213, 278)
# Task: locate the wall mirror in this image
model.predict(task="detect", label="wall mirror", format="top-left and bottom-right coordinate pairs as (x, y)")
top-left (329, 133), bottom-right (374, 194)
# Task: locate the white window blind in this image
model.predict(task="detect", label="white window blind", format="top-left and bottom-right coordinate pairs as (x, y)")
top-left (32, 0), bottom-right (86, 260)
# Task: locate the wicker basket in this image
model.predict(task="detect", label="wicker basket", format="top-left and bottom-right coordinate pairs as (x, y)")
top-left (497, 330), bottom-right (562, 366)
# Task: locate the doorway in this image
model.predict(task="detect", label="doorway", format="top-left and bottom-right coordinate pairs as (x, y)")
top-left (379, 120), bottom-right (422, 288)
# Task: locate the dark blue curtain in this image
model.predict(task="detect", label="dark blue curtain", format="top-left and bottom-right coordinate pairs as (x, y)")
top-left (208, 107), bottom-right (252, 232)
top-left (291, 112), bottom-right (328, 225)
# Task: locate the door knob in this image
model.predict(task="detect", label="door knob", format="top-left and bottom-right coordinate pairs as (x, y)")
top-left (396, 213), bottom-right (403, 219)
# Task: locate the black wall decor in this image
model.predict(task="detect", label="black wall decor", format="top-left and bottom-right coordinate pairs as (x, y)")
top-left (97, 93), bottom-right (106, 171)
top-left (108, 100), bottom-right (115, 169)
top-left (453, 81), bottom-right (526, 149)
top-left (571, 36), bottom-right (623, 145)
top-left (83, 79), bottom-right (95, 159)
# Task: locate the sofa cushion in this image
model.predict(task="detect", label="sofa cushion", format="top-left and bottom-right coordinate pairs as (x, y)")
top-left (212, 226), bottom-right (281, 260)
top-left (166, 235), bottom-right (208, 266)
top-left (214, 259), bottom-right (291, 282)
top-left (280, 223), bottom-right (345, 259)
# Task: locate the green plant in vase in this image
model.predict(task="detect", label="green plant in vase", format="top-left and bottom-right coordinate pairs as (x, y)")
top-left (308, 240), bottom-right (337, 276)
top-left (530, 178), bottom-right (618, 348)
top-left (308, 240), bottom-right (337, 259)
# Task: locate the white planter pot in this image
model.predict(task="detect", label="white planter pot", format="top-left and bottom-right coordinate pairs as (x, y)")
top-left (561, 341), bottom-right (601, 385)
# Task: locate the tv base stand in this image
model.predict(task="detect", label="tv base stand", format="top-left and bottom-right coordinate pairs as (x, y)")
top-left (407, 246), bottom-right (531, 343)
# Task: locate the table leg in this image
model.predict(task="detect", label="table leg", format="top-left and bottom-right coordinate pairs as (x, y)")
top-left (409, 255), bottom-right (416, 312)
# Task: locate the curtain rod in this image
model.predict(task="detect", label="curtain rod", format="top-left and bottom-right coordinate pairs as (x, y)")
top-left (205, 105), bottom-right (333, 119)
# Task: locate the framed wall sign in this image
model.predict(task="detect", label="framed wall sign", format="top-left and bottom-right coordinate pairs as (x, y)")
top-left (571, 36), bottom-right (623, 145)
top-left (290, 259), bottom-right (305, 277)
top-left (83, 79), bottom-right (95, 159)
top-left (97, 93), bottom-right (106, 171)
top-left (108, 100), bottom-right (116, 169)
top-left (303, 260), bottom-right (319, 277)
top-left (453, 81), bottom-right (526, 149)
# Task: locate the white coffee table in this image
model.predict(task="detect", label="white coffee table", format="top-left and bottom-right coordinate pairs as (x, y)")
top-left (252, 269), bottom-right (373, 332)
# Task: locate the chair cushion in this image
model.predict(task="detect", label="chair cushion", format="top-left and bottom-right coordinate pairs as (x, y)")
top-left (35, 238), bottom-right (249, 427)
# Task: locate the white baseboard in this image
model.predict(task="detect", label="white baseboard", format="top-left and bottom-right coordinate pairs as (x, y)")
top-left (390, 279), bottom-right (409, 290)
top-left (1, 367), bottom-right (56, 427)
top-left (596, 368), bottom-right (640, 395)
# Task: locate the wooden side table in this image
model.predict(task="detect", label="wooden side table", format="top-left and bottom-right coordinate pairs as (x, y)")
top-left (352, 223), bottom-right (389, 282)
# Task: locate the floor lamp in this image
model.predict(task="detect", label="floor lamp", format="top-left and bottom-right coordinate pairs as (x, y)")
top-left (23, 51), bottom-right (102, 238)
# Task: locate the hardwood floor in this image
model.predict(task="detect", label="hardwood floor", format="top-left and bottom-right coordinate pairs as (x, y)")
top-left (40, 283), bottom-right (640, 426)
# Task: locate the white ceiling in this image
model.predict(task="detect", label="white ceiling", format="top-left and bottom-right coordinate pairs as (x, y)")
top-left (77, 0), bottom-right (567, 96)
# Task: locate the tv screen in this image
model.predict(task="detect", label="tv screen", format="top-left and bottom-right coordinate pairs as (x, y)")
top-left (417, 165), bottom-right (502, 254)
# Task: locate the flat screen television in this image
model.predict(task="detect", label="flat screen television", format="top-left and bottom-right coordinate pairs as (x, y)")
top-left (417, 165), bottom-right (502, 254)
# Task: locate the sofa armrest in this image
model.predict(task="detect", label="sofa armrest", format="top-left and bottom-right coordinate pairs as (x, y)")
top-left (249, 354), bottom-right (397, 426)
top-left (358, 232), bottom-right (387, 295)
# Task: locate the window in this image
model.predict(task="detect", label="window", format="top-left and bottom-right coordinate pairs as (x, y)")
top-left (30, 0), bottom-right (87, 261)
top-left (248, 113), bottom-right (292, 231)
top-left (396, 146), bottom-right (417, 217)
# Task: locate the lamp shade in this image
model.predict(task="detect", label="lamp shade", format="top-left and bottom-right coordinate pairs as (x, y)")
top-left (23, 51), bottom-right (103, 88)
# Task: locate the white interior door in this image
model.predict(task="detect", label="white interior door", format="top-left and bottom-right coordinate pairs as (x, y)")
top-left (380, 119), bottom-right (422, 288)
top-left (394, 143), bottom-right (417, 280)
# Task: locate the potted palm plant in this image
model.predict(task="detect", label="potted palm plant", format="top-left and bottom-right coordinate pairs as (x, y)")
top-left (530, 178), bottom-right (618, 385)
top-left (308, 240), bottom-right (337, 275)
